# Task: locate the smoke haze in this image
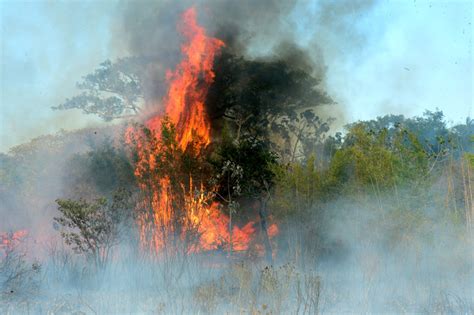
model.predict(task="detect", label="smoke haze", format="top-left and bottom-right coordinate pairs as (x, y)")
top-left (2, 0), bottom-right (471, 151)
top-left (1, 1), bottom-right (472, 314)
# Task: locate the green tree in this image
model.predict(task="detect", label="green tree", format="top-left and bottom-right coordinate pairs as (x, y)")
top-left (344, 110), bottom-right (460, 156)
top-left (54, 189), bottom-right (133, 269)
top-left (451, 118), bottom-right (474, 154)
top-left (212, 128), bottom-right (278, 262)
top-left (327, 123), bottom-right (430, 194)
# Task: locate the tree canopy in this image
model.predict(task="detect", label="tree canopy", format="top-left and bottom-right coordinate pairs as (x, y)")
top-left (52, 58), bottom-right (149, 121)
top-left (207, 48), bottom-right (334, 143)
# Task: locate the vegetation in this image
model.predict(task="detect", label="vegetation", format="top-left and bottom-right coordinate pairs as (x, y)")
top-left (52, 58), bottom-right (150, 121)
top-left (1, 107), bottom-right (471, 313)
top-left (54, 189), bottom-right (134, 269)
top-left (1, 54), bottom-right (472, 313)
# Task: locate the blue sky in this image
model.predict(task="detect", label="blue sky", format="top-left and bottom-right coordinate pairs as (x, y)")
top-left (1, 0), bottom-right (119, 151)
top-left (315, 0), bottom-right (473, 125)
top-left (1, 0), bottom-right (472, 152)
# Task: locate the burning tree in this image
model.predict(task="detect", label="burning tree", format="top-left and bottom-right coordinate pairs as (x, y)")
top-left (124, 7), bottom-right (281, 259)
top-left (53, 6), bottom-right (334, 261)
top-left (126, 118), bottom-right (213, 255)
top-left (125, 7), bottom-right (247, 256)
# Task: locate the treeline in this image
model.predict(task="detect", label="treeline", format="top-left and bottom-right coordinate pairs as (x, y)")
top-left (271, 112), bottom-right (473, 263)
top-left (1, 109), bottom-right (472, 266)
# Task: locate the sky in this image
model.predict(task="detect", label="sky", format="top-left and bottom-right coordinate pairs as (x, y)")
top-left (314, 0), bottom-right (473, 125)
top-left (0, 0), bottom-right (472, 152)
top-left (0, 0), bottom-right (119, 152)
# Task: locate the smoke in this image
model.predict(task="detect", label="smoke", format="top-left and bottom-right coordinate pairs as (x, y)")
top-left (111, 0), bottom-right (365, 124)
top-left (1, 0), bottom-right (374, 233)
top-left (1, 1), bottom-right (472, 313)
top-left (2, 180), bottom-right (472, 313)
top-left (0, 126), bottom-right (119, 241)
top-left (317, 194), bottom-right (473, 313)
top-left (114, 0), bottom-right (300, 58)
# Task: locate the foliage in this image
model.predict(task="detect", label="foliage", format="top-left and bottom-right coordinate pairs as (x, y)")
top-left (126, 118), bottom-right (213, 254)
top-left (0, 128), bottom-right (115, 191)
top-left (211, 130), bottom-right (278, 200)
top-left (52, 58), bottom-right (150, 121)
top-left (271, 111), bottom-right (473, 262)
top-left (129, 118), bottom-right (212, 195)
top-left (272, 155), bottom-right (323, 219)
top-left (65, 138), bottom-right (137, 198)
top-left (331, 123), bottom-right (429, 190)
top-left (207, 48), bottom-right (333, 149)
top-left (276, 109), bottom-right (333, 163)
top-left (0, 233), bottom-right (41, 310)
top-left (451, 118), bottom-right (474, 153)
top-left (344, 110), bottom-right (471, 156)
top-left (211, 125), bottom-right (279, 261)
top-left (54, 189), bottom-right (133, 268)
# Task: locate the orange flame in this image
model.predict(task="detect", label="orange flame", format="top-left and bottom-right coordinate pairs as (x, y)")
top-left (125, 7), bottom-right (277, 256)
top-left (0, 229), bottom-right (28, 255)
top-left (145, 7), bottom-right (222, 150)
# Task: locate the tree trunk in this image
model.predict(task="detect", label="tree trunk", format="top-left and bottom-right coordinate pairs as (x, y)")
top-left (229, 204), bottom-right (233, 257)
top-left (258, 197), bottom-right (273, 264)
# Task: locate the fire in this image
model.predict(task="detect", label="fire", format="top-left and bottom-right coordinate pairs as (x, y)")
top-left (0, 229), bottom-right (28, 255)
top-left (125, 7), bottom-right (277, 256)
top-left (144, 7), bottom-right (222, 150)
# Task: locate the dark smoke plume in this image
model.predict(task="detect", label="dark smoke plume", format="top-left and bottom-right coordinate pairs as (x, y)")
top-left (113, 0), bottom-right (377, 122)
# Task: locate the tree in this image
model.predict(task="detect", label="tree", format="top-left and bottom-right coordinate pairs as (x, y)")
top-left (212, 129), bottom-right (278, 262)
top-left (0, 231), bottom-right (41, 310)
top-left (327, 122), bottom-right (430, 193)
top-left (65, 138), bottom-right (137, 198)
top-left (206, 48), bottom-right (333, 146)
top-left (126, 118), bottom-right (212, 256)
top-left (344, 110), bottom-right (457, 156)
top-left (54, 189), bottom-right (133, 269)
top-left (214, 158), bottom-right (243, 256)
top-left (277, 109), bottom-right (333, 163)
top-left (451, 118), bottom-right (474, 154)
top-left (53, 58), bottom-right (150, 121)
